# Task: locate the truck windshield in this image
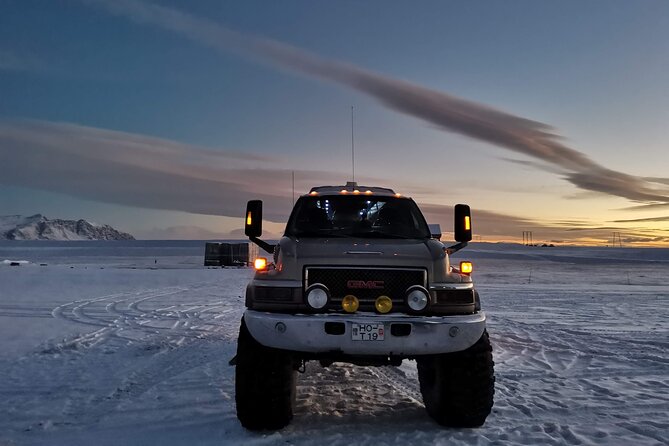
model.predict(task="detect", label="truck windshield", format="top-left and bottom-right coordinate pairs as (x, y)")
top-left (286, 195), bottom-right (431, 239)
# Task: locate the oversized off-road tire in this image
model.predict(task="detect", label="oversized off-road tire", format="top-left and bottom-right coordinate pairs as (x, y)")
top-left (235, 318), bottom-right (297, 430)
top-left (417, 330), bottom-right (495, 427)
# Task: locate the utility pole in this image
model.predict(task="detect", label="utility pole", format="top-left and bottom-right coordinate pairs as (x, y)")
top-left (611, 232), bottom-right (622, 248)
top-left (522, 231), bottom-right (533, 246)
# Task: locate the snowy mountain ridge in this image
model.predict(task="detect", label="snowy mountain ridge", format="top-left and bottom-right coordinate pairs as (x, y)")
top-left (0, 214), bottom-right (135, 240)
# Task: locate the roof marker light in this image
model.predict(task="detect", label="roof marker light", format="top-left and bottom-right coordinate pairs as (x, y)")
top-left (309, 191), bottom-right (318, 196)
top-left (340, 189), bottom-right (348, 194)
top-left (365, 190), bottom-right (372, 195)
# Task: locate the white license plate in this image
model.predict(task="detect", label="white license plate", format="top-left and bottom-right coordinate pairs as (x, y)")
top-left (351, 323), bottom-right (385, 341)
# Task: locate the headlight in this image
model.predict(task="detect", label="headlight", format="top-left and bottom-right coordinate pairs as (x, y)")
top-left (406, 286), bottom-right (429, 312)
top-left (305, 284), bottom-right (329, 309)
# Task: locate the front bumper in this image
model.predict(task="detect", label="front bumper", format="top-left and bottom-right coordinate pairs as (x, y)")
top-left (243, 309), bottom-right (486, 356)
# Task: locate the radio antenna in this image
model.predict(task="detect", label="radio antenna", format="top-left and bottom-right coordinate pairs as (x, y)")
top-left (351, 105), bottom-right (355, 183)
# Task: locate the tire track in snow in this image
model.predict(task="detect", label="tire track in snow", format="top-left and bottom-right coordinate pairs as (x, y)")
top-left (487, 301), bottom-right (668, 446)
top-left (49, 286), bottom-right (243, 349)
top-left (371, 365), bottom-right (424, 406)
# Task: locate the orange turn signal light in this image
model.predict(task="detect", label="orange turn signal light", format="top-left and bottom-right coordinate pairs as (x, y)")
top-left (254, 257), bottom-right (268, 270)
top-left (460, 261), bottom-right (473, 275)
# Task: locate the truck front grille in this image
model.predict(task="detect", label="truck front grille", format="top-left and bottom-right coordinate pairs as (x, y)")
top-left (305, 266), bottom-right (427, 312)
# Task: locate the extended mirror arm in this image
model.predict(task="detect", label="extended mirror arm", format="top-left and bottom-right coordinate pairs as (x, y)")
top-left (444, 241), bottom-right (468, 255)
top-left (250, 236), bottom-right (275, 254)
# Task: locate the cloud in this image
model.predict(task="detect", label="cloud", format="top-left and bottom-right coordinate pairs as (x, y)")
top-left (612, 216), bottom-right (669, 223)
top-left (2, 118), bottom-right (666, 244)
top-left (136, 225), bottom-right (286, 240)
top-left (83, 0), bottom-right (669, 206)
top-left (419, 203), bottom-right (537, 238)
top-left (136, 225), bottom-right (228, 240)
top-left (1, 118), bottom-right (563, 242)
top-left (0, 120), bottom-right (344, 222)
top-left (644, 177), bottom-right (669, 186)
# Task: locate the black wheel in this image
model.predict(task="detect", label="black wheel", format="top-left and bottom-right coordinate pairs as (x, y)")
top-left (417, 330), bottom-right (495, 427)
top-left (235, 318), bottom-right (297, 430)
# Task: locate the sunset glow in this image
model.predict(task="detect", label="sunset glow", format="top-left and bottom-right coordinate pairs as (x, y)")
top-left (1, 1), bottom-right (668, 246)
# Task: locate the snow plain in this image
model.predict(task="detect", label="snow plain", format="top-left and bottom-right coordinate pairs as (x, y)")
top-left (0, 241), bottom-right (667, 446)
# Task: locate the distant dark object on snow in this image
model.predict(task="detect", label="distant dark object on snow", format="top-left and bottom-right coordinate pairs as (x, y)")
top-left (0, 214), bottom-right (135, 241)
top-left (204, 242), bottom-right (259, 267)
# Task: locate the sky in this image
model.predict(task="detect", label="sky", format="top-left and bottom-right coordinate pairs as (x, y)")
top-left (1, 0), bottom-right (668, 245)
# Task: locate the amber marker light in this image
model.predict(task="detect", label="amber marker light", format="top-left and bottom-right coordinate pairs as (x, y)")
top-left (342, 295), bottom-right (359, 313)
top-left (309, 191), bottom-right (318, 196)
top-left (365, 190), bottom-right (373, 195)
top-left (395, 193), bottom-right (402, 198)
top-left (246, 211), bottom-right (252, 226)
top-left (375, 296), bottom-right (393, 314)
top-left (254, 257), bottom-right (268, 271)
top-left (464, 216), bottom-right (471, 231)
top-left (460, 261), bottom-right (473, 275)
top-left (340, 189), bottom-right (348, 194)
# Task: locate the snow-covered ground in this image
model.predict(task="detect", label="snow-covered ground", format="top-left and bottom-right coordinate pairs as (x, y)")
top-left (0, 241), bottom-right (667, 446)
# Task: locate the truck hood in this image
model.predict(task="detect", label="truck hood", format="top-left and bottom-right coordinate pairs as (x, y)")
top-left (278, 236), bottom-right (445, 268)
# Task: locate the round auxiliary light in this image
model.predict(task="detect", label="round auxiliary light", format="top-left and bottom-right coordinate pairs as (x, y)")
top-left (375, 295), bottom-right (393, 314)
top-left (406, 286), bottom-right (429, 312)
top-left (342, 295), bottom-right (359, 313)
top-left (306, 284), bottom-right (329, 310)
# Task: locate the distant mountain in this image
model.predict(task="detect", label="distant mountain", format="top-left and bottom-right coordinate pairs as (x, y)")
top-left (0, 214), bottom-right (135, 241)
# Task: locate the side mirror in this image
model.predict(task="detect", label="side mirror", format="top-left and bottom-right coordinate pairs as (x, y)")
top-left (454, 204), bottom-right (472, 242)
top-left (428, 224), bottom-right (442, 240)
top-left (245, 200), bottom-right (263, 238)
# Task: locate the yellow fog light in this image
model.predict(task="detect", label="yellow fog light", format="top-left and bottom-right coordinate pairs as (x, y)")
top-left (460, 261), bottom-right (473, 275)
top-left (375, 295), bottom-right (393, 314)
top-left (342, 295), bottom-right (359, 313)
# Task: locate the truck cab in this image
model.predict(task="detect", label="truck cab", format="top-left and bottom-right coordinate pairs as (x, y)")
top-left (235, 182), bottom-right (494, 430)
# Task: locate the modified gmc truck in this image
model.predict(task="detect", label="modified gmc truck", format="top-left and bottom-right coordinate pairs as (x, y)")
top-left (235, 182), bottom-right (494, 430)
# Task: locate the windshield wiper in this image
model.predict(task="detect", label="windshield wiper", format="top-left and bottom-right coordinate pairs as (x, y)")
top-left (293, 230), bottom-right (349, 238)
top-left (345, 230), bottom-right (414, 239)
